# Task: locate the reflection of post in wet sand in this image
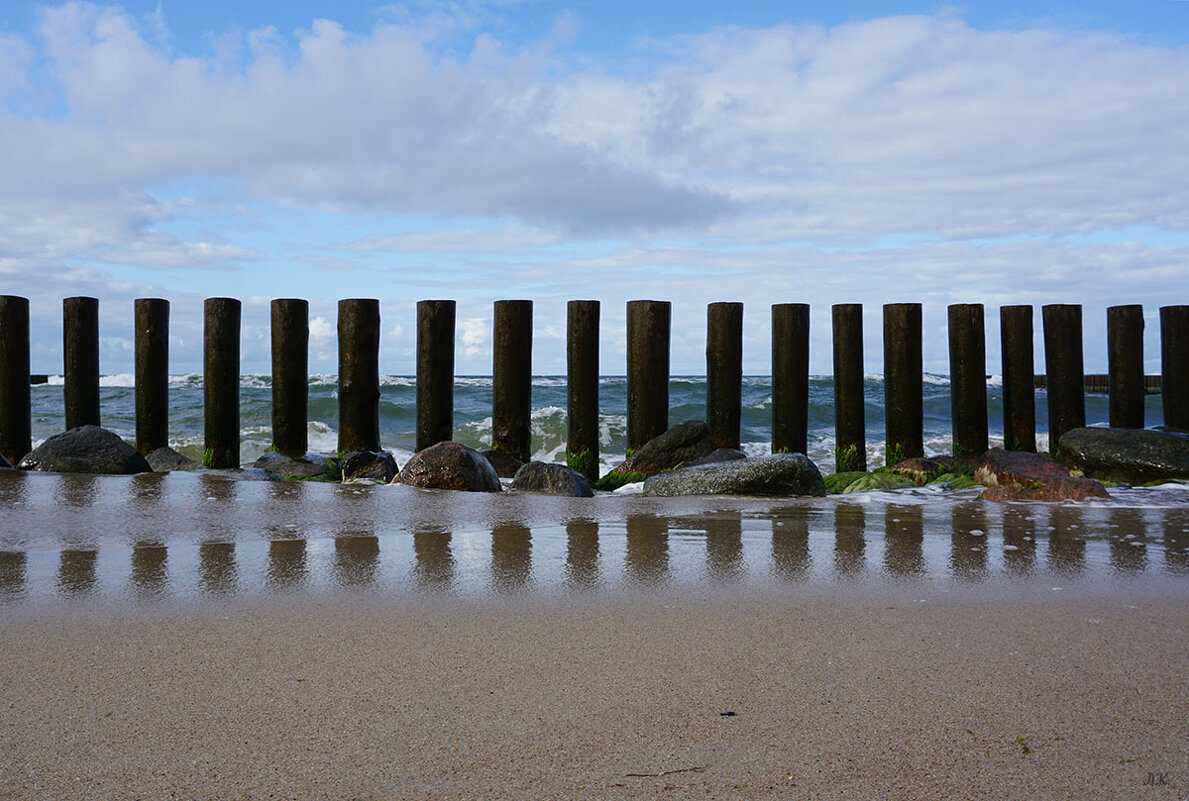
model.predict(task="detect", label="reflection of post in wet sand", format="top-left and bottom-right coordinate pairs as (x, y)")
top-left (833, 504), bottom-right (865, 578)
top-left (334, 533), bottom-right (380, 588)
top-left (705, 512), bottom-right (743, 582)
top-left (565, 519), bottom-right (600, 588)
top-left (625, 513), bottom-right (669, 586)
top-left (130, 542), bottom-right (169, 596)
top-left (1000, 505), bottom-right (1038, 575)
top-left (1107, 508), bottom-right (1148, 574)
top-left (0, 551), bottom-right (27, 597)
top-left (126, 472), bottom-right (165, 510)
top-left (0, 472), bottom-right (27, 507)
top-left (413, 528), bottom-right (454, 591)
top-left (771, 506), bottom-right (811, 581)
top-left (950, 502), bottom-right (989, 581)
top-left (55, 474), bottom-right (99, 508)
top-left (1047, 506), bottom-right (1087, 577)
top-left (197, 475), bottom-right (239, 543)
top-left (491, 524), bottom-right (532, 593)
top-left (199, 542), bottom-right (237, 594)
top-left (883, 504), bottom-right (924, 579)
top-left (58, 549), bottom-right (98, 596)
top-left (1163, 510), bottom-right (1189, 575)
top-left (268, 539), bottom-right (308, 588)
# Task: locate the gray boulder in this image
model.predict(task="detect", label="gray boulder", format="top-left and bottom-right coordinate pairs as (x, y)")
top-left (610, 420), bottom-right (717, 478)
top-left (340, 450), bottom-right (400, 484)
top-left (1057, 427), bottom-right (1189, 484)
top-left (145, 446), bottom-right (201, 472)
top-left (254, 451), bottom-right (338, 480)
top-left (18, 426), bottom-right (151, 474)
top-left (683, 448), bottom-right (747, 467)
top-left (396, 441), bottom-right (501, 492)
top-left (510, 462), bottom-right (594, 497)
top-left (642, 453), bottom-right (826, 498)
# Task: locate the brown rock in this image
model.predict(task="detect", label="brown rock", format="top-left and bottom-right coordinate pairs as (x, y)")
top-left (396, 441), bottom-right (501, 492)
top-left (480, 450), bottom-right (525, 479)
top-left (974, 448), bottom-right (1070, 488)
top-left (980, 477), bottom-right (1111, 502)
top-left (610, 420), bottom-right (717, 478)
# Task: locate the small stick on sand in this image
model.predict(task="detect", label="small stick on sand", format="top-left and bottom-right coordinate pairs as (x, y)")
top-left (626, 765), bottom-right (708, 778)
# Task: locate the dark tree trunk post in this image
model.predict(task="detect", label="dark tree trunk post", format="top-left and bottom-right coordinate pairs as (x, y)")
top-left (62, 296), bottom-right (101, 430)
top-left (337, 299), bottom-right (381, 455)
top-left (883, 303), bottom-right (923, 465)
top-left (566, 300), bottom-right (600, 481)
top-left (772, 303), bottom-right (810, 455)
top-left (948, 303), bottom-right (988, 456)
top-left (1107, 305), bottom-right (1145, 429)
top-left (1000, 305), bottom-right (1036, 452)
top-left (203, 298), bottom-right (241, 468)
top-left (271, 299), bottom-right (309, 457)
top-left (1162, 305), bottom-right (1189, 431)
top-left (832, 303), bottom-right (865, 473)
top-left (134, 298), bottom-right (170, 455)
top-left (416, 300), bottom-right (456, 451)
top-left (492, 300), bottom-right (533, 462)
top-left (0, 295), bottom-right (31, 465)
top-left (1042, 304), bottom-right (1085, 453)
top-left (706, 301), bottom-right (743, 450)
top-left (626, 300), bottom-right (671, 453)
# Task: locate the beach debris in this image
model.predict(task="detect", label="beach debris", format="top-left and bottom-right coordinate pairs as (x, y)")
top-left (509, 461), bottom-right (594, 497)
top-left (1056, 426), bottom-right (1189, 484)
top-left (719, 710), bottom-right (736, 716)
top-left (641, 453), bottom-right (826, 498)
top-left (1016, 737), bottom-right (1032, 755)
top-left (17, 425), bottom-right (151, 475)
top-left (395, 441), bottom-right (501, 492)
top-left (626, 766), bottom-right (708, 778)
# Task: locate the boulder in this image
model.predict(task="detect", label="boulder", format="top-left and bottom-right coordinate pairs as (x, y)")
top-left (824, 471), bottom-right (871, 494)
top-left (218, 467), bottom-right (283, 482)
top-left (480, 449), bottom-right (525, 479)
top-left (144, 446), bottom-right (201, 472)
top-left (510, 462), bottom-right (594, 497)
top-left (340, 450), bottom-right (400, 484)
top-left (18, 426), bottom-right (151, 474)
top-left (616, 421), bottom-right (717, 475)
top-left (981, 477), bottom-right (1110, 502)
top-left (888, 456), bottom-right (949, 486)
top-left (683, 448), bottom-right (747, 467)
top-left (396, 441), bottom-right (501, 492)
top-left (642, 453), bottom-right (826, 498)
top-left (842, 471), bottom-right (918, 493)
top-left (253, 451), bottom-right (338, 480)
top-left (1056, 427), bottom-right (1189, 484)
top-left (974, 448), bottom-right (1070, 488)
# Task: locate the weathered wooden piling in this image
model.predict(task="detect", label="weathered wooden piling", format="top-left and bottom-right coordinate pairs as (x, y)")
top-left (566, 300), bottom-right (600, 481)
top-left (626, 300), bottom-right (671, 453)
top-left (1162, 305), bottom-right (1189, 431)
top-left (337, 299), bottom-right (381, 455)
top-left (62, 296), bottom-right (100, 430)
top-left (492, 300), bottom-right (533, 462)
top-left (134, 299), bottom-right (170, 455)
top-left (1107, 305), bottom-right (1145, 429)
top-left (416, 300), bottom-right (455, 452)
top-left (706, 302), bottom-right (743, 450)
top-left (948, 304), bottom-right (988, 456)
top-left (0, 295), bottom-right (31, 464)
top-left (271, 299), bottom-right (309, 457)
top-left (1042, 304), bottom-right (1085, 452)
top-left (883, 303), bottom-right (923, 465)
top-left (772, 303), bottom-right (810, 456)
top-left (832, 304), bottom-right (865, 472)
top-left (999, 305), bottom-right (1036, 452)
top-left (203, 298), bottom-right (241, 468)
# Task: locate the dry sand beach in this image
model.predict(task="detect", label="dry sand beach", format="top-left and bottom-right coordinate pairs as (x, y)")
top-left (1, 472), bottom-right (1187, 800)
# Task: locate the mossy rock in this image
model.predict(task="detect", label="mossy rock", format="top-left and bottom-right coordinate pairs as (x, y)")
top-left (842, 472), bottom-right (918, 493)
top-left (594, 470), bottom-right (647, 491)
top-left (824, 471), bottom-right (871, 494)
top-left (927, 472), bottom-right (981, 491)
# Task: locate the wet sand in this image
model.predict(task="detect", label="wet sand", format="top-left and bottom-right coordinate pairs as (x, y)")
top-left (3, 590), bottom-right (1187, 800)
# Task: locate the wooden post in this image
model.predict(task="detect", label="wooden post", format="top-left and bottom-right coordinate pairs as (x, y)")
top-left (338, 299), bottom-right (381, 455)
top-left (832, 303), bottom-right (865, 472)
top-left (271, 299), bottom-right (309, 457)
top-left (0, 295), bottom-right (31, 464)
top-left (492, 300), bottom-right (533, 462)
top-left (134, 298), bottom-right (170, 455)
top-left (999, 305), bottom-right (1036, 452)
top-left (948, 303), bottom-right (988, 456)
top-left (706, 302), bottom-right (743, 450)
top-left (566, 300), bottom-right (600, 481)
top-left (626, 300), bottom-right (671, 452)
top-left (416, 300), bottom-right (455, 451)
top-left (1107, 305), bottom-right (1145, 429)
top-left (1042, 304), bottom-right (1085, 452)
top-left (772, 303), bottom-right (810, 455)
top-left (883, 303), bottom-right (923, 465)
top-left (1162, 305), bottom-right (1189, 431)
top-left (62, 296), bottom-right (100, 430)
top-left (203, 298), bottom-right (241, 468)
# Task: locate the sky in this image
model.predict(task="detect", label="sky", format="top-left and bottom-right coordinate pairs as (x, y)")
top-left (1, 1), bottom-right (1187, 376)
